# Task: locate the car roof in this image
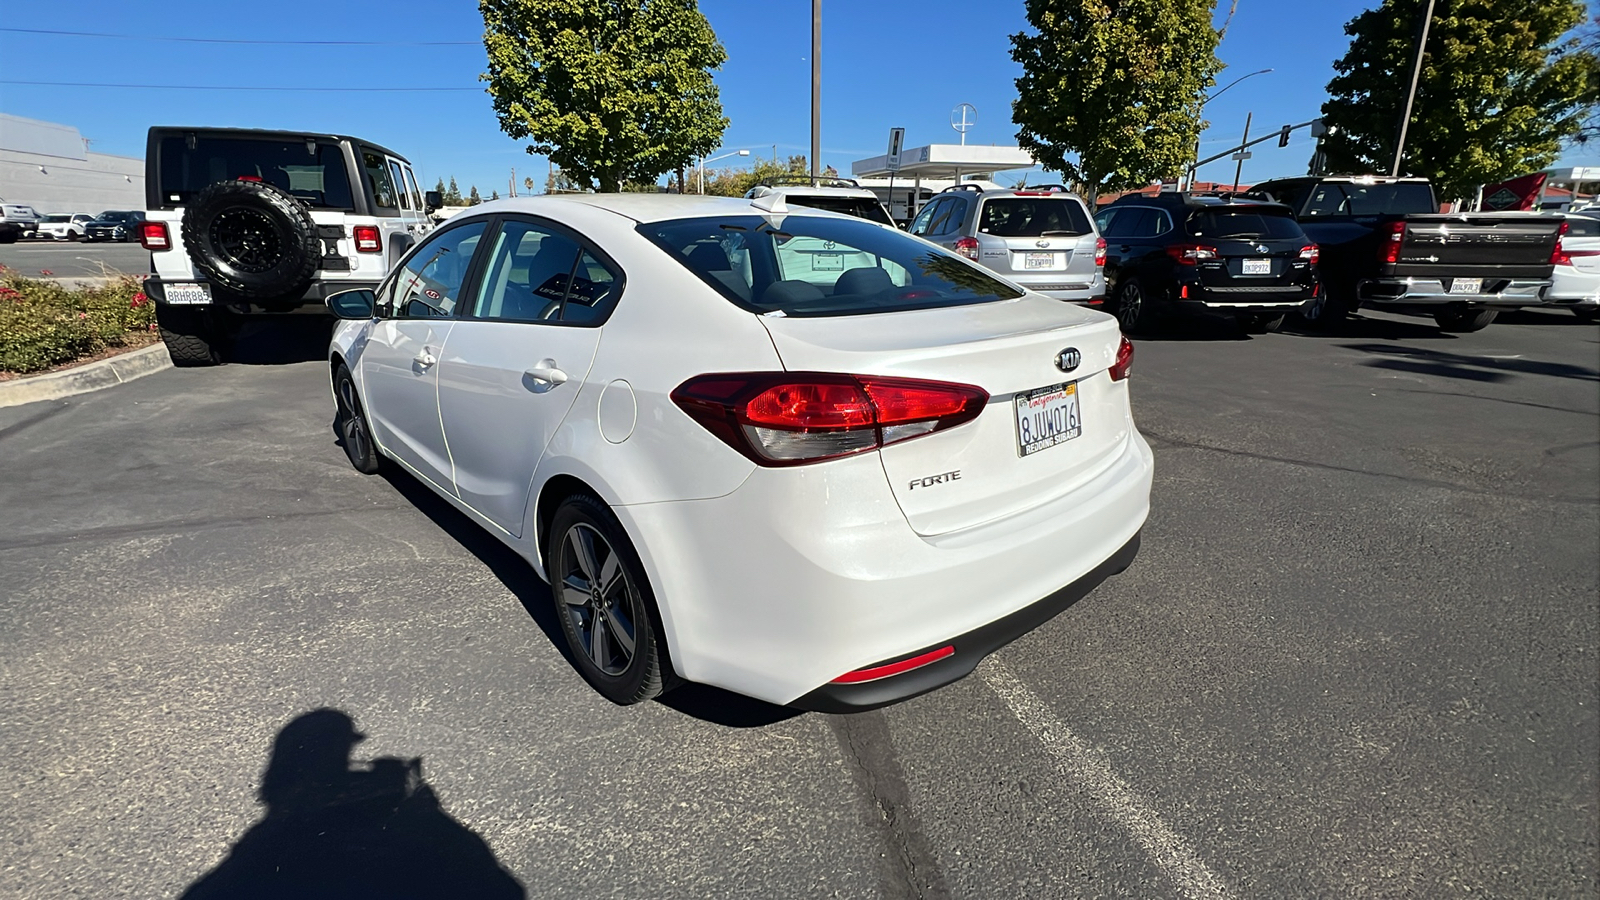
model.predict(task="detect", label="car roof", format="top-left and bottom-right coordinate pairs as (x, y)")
top-left (146, 126), bottom-right (410, 163)
top-left (1107, 192), bottom-right (1288, 211)
top-left (747, 185), bottom-right (879, 200)
top-left (467, 193), bottom-right (856, 224)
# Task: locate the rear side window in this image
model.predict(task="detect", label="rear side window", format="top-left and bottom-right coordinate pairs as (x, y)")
top-left (978, 198), bottom-right (1093, 237)
top-left (1188, 208), bottom-right (1306, 240)
top-left (788, 196), bottom-right (894, 226)
top-left (387, 161), bottom-right (412, 210)
top-left (643, 214), bottom-right (1024, 318)
top-left (362, 150), bottom-right (398, 210)
top-left (155, 136), bottom-right (355, 209)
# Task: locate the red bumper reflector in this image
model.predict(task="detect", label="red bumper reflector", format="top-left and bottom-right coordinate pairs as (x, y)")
top-left (831, 645), bottom-right (955, 684)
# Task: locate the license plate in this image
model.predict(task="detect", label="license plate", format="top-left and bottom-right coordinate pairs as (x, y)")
top-left (1450, 278), bottom-right (1482, 294)
top-left (164, 283), bottom-right (213, 305)
top-left (811, 252), bottom-right (843, 271)
top-left (1025, 252), bottom-right (1056, 269)
top-left (1242, 258), bottom-right (1271, 275)
top-left (1015, 382), bottom-right (1082, 457)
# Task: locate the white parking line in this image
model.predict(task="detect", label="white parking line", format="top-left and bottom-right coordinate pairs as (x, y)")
top-left (979, 660), bottom-right (1237, 900)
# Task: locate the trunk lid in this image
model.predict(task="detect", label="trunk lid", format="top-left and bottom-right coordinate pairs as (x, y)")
top-left (1391, 214), bottom-right (1560, 278)
top-left (1199, 237), bottom-right (1310, 286)
top-left (759, 296), bottom-right (1132, 536)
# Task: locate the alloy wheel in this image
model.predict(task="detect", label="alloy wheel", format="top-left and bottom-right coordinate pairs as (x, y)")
top-left (558, 524), bottom-right (638, 676)
top-left (209, 208), bottom-right (282, 273)
top-left (1117, 284), bottom-right (1143, 331)
top-left (336, 377), bottom-right (370, 466)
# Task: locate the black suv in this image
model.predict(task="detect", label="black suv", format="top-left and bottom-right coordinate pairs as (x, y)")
top-left (1094, 193), bottom-right (1321, 333)
top-left (84, 210), bottom-right (146, 242)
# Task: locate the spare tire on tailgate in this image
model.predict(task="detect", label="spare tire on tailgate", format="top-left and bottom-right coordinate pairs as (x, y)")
top-left (181, 179), bottom-right (319, 300)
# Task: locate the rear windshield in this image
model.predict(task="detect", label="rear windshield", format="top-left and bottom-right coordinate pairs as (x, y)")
top-left (155, 136), bottom-right (355, 210)
top-left (787, 196), bottom-right (894, 226)
top-left (1187, 207), bottom-right (1306, 240)
top-left (1565, 214), bottom-right (1600, 238)
top-left (1300, 182), bottom-right (1436, 217)
top-left (642, 214), bottom-right (1025, 318)
top-left (977, 197), bottom-right (1093, 237)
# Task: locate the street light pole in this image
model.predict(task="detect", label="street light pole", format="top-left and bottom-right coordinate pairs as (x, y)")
top-left (698, 149), bottom-right (751, 194)
top-left (811, 0), bottom-right (821, 188)
top-left (1232, 112), bottom-right (1253, 191)
top-left (1392, 0), bottom-right (1436, 177)
top-left (1185, 68), bottom-right (1272, 189)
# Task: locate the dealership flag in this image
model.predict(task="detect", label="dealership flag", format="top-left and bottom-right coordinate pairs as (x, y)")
top-left (1481, 173), bottom-right (1547, 210)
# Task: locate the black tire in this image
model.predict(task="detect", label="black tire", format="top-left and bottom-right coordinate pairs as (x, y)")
top-left (1302, 285), bottom-right (1351, 329)
top-left (1237, 312), bottom-right (1286, 334)
top-left (0, 229), bottom-right (17, 245)
top-left (180, 179), bottom-right (319, 300)
top-left (1434, 307), bottom-right (1498, 333)
top-left (1573, 307), bottom-right (1599, 322)
top-left (1114, 278), bottom-right (1154, 333)
top-left (333, 364), bottom-right (383, 474)
top-left (547, 494), bottom-right (669, 705)
top-left (156, 305), bottom-right (228, 366)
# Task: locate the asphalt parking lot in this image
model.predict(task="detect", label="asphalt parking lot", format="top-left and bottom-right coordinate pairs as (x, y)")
top-left (1, 308), bottom-right (1595, 898)
top-left (0, 240), bottom-right (150, 279)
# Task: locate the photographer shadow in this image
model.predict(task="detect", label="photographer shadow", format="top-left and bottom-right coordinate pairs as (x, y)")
top-left (182, 709), bottom-right (524, 900)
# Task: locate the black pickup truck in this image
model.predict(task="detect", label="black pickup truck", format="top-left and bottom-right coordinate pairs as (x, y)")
top-left (1247, 176), bottom-right (1560, 332)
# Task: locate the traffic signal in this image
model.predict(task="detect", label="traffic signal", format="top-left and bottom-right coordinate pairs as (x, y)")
top-left (1278, 126), bottom-right (1292, 148)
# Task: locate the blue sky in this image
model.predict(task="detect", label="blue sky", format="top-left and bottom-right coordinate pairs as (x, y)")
top-left (0, 0), bottom-right (1591, 194)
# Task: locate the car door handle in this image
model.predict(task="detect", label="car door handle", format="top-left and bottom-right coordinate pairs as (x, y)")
top-left (524, 360), bottom-right (568, 387)
top-left (414, 352), bottom-right (437, 369)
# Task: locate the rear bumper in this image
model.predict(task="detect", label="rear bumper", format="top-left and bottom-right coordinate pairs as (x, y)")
top-left (146, 276), bottom-right (378, 313)
top-left (1014, 271), bottom-right (1106, 304)
top-left (614, 429), bottom-right (1154, 708)
top-left (1358, 277), bottom-right (1550, 307)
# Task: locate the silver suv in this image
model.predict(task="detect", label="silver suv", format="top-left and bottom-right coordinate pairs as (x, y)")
top-left (907, 185), bottom-right (1106, 304)
top-left (744, 177), bottom-right (895, 226)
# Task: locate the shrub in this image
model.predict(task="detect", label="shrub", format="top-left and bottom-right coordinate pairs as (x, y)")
top-left (0, 266), bottom-right (157, 374)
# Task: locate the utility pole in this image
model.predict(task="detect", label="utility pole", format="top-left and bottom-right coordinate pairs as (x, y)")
top-left (811, 0), bottom-right (821, 187)
top-left (510, 166), bottom-right (516, 198)
top-left (1392, 0), bottom-right (1436, 177)
top-left (1232, 112), bottom-right (1253, 191)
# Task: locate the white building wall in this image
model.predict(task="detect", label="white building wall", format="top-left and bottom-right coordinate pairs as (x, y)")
top-left (0, 114), bottom-right (145, 214)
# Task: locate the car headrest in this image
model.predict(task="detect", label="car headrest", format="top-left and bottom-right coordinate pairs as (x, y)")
top-left (834, 266), bottom-right (894, 296)
top-left (758, 280), bottom-right (825, 308)
top-left (685, 241), bottom-right (732, 271)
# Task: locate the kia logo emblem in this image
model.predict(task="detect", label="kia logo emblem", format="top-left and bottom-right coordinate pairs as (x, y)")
top-left (1056, 347), bottom-right (1081, 372)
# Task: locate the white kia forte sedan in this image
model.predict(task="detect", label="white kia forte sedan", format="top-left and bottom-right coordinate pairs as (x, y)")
top-left (326, 193), bottom-right (1153, 711)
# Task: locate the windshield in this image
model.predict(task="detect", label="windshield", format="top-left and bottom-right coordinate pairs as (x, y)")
top-left (643, 214), bottom-right (1025, 318)
top-left (787, 196), bottom-right (895, 226)
top-left (96, 211), bottom-right (136, 222)
top-left (44, 215), bottom-right (70, 223)
top-left (977, 197), bottom-right (1093, 237)
top-left (1301, 182), bottom-right (1436, 217)
top-left (155, 136), bottom-right (355, 209)
top-left (1188, 207), bottom-right (1306, 240)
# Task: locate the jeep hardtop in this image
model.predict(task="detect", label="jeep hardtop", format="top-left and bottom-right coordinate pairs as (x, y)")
top-left (142, 126), bottom-right (434, 365)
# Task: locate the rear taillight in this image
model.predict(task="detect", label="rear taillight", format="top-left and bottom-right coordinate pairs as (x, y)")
top-left (832, 646), bottom-right (955, 684)
top-left (672, 373), bottom-right (989, 466)
top-left (138, 221), bottom-right (170, 251)
top-left (1379, 221), bottom-right (1406, 265)
top-left (1299, 244), bottom-right (1319, 265)
top-left (236, 175), bottom-right (263, 183)
top-left (1551, 219), bottom-right (1571, 265)
top-left (1164, 243), bottom-right (1218, 265)
top-left (1093, 236), bottom-right (1107, 266)
top-left (1109, 336), bottom-right (1134, 382)
top-left (353, 225), bottom-right (381, 253)
top-left (954, 237), bottom-right (980, 260)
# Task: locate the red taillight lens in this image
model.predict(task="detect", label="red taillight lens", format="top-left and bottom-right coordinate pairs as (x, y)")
top-left (1380, 221), bottom-right (1405, 265)
top-left (1551, 219), bottom-right (1571, 265)
top-left (353, 225), bottom-right (381, 253)
top-left (1299, 244), bottom-right (1319, 265)
top-left (831, 645), bottom-right (955, 684)
top-left (954, 236), bottom-right (980, 260)
top-left (1164, 243), bottom-right (1218, 265)
top-left (1093, 236), bottom-right (1107, 266)
top-left (138, 221), bottom-right (170, 251)
top-left (672, 373), bottom-right (989, 466)
top-left (1109, 335), bottom-right (1134, 382)
top-left (236, 175), bottom-right (263, 183)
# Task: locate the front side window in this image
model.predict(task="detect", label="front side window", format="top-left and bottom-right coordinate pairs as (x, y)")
top-left (362, 150), bottom-right (398, 210)
top-left (978, 198), bottom-right (1093, 237)
top-left (391, 222), bottom-right (486, 318)
top-left (644, 214), bottom-right (1025, 318)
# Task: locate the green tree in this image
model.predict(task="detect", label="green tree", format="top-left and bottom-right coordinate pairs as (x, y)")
top-left (468, 185), bottom-right (483, 205)
top-left (490, 189), bottom-right (501, 200)
top-left (1322, 0), bottom-right (1598, 198)
top-left (481, 0), bottom-right (730, 192)
top-left (701, 155), bottom-right (808, 197)
top-left (1010, 0), bottom-right (1221, 209)
top-left (444, 177), bottom-right (464, 206)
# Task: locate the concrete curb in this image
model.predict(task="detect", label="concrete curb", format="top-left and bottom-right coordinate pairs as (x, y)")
top-left (0, 344), bottom-right (173, 409)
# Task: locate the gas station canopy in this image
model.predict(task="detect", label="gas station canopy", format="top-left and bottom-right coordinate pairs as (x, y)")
top-left (852, 143), bottom-right (1036, 181)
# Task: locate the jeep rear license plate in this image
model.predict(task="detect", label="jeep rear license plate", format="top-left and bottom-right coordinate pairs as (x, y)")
top-left (1025, 252), bottom-right (1055, 269)
top-left (164, 283), bottom-right (212, 305)
top-left (1450, 278), bottom-right (1482, 294)
top-left (1242, 258), bottom-right (1271, 275)
top-left (1015, 382), bottom-right (1081, 457)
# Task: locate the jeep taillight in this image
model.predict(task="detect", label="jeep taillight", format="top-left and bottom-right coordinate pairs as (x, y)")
top-left (353, 225), bottom-right (381, 253)
top-left (139, 221), bottom-right (170, 251)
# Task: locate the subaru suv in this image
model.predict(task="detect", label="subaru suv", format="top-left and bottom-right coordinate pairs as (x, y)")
top-left (908, 185), bottom-right (1106, 304)
top-left (140, 126), bottom-right (433, 365)
top-left (744, 176), bottom-right (895, 226)
top-left (1095, 193), bottom-right (1320, 334)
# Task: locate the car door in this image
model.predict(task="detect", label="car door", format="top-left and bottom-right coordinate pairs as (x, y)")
top-left (435, 217), bottom-right (618, 537)
top-left (361, 220), bottom-right (488, 494)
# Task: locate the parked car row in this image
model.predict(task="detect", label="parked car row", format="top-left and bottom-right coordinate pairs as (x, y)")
top-left (0, 204), bottom-right (148, 243)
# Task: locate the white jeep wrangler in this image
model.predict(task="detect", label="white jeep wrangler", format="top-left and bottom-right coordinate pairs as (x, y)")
top-left (141, 127), bottom-right (434, 365)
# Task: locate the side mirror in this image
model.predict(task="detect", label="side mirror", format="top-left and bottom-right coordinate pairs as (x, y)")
top-left (327, 288), bottom-right (376, 319)
top-left (424, 190), bottom-right (442, 213)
